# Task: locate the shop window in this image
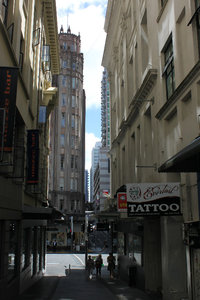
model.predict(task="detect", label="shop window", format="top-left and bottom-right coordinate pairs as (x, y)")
top-left (8, 221), bottom-right (18, 282)
top-left (162, 37), bottom-right (175, 100)
top-left (128, 233), bottom-right (143, 266)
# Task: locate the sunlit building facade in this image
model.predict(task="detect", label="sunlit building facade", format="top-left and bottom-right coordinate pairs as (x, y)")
top-left (49, 26), bottom-right (85, 218)
top-left (102, 0), bottom-right (200, 299)
top-left (0, 0), bottom-right (60, 298)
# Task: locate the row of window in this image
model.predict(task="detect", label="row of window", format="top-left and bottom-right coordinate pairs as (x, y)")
top-left (62, 76), bottom-right (80, 89)
top-left (61, 41), bottom-right (77, 52)
top-left (60, 135), bottom-right (79, 149)
top-left (59, 177), bottom-right (78, 191)
top-left (60, 154), bottom-right (79, 176)
top-left (60, 59), bottom-right (81, 72)
top-left (61, 94), bottom-right (79, 108)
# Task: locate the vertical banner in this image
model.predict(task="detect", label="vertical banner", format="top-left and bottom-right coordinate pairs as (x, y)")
top-left (117, 192), bottom-right (127, 212)
top-left (0, 67), bottom-right (18, 152)
top-left (27, 130), bottom-right (39, 184)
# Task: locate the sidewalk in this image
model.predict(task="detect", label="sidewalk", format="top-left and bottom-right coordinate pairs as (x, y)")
top-left (17, 267), bottom-right (162, 300)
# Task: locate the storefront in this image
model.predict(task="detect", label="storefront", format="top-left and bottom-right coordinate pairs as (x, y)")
top-left (158, 136), bottom-right (200, 300)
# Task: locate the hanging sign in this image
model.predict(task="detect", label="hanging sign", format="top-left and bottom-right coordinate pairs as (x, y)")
top-left (0, 67), bottom-right (18, 152)
top-left (27, 130), bottom-right (39, 184)
top-left (117, 192), bottom-right (127, 212)
top-left (126, 182), bottom-right (181, 216)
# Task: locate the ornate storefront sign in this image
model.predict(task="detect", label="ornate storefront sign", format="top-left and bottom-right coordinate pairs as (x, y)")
top-left (126, 182), bottom-right (181, 216)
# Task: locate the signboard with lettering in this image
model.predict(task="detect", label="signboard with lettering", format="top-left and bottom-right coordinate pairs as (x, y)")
top-left (126, 183), bottom-right (181, 216)
top-left (117, 192), bottom-right (127, 212)
top-left (27, 130), bottom-right (39, 184)
top-left (0, 67), bottom-right (18, 152)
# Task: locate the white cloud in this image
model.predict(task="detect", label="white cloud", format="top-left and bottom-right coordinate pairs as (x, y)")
top-left (56, 0), bottom-right (107, 109)
top-left (85, 132), bottom-right (100, 171)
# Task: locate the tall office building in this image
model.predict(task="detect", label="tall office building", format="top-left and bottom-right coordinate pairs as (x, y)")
top-left (49, 26), bottom-right (85, 218)
top-left (90, 141), bottom-right (101, 202)
top-left (101, 68), bottom-right (110, 148)
top-left (84, 170), bottom-right (89, 203)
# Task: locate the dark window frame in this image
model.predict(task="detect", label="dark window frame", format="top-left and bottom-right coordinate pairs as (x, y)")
top-left (162, 37), bottom-right (175, 100)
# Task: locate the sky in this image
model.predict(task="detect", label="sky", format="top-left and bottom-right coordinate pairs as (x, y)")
top-left (56, 0), bottom-right (108, 171)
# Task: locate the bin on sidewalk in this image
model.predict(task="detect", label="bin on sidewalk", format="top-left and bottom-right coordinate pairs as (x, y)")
top-left (76, 245), bottom-right (80, 251)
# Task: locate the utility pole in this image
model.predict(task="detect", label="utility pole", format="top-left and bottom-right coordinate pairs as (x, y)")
top-left (70, 216), bottom-right (73, 252)
top-left (85, 214), bottom-right (88, 267)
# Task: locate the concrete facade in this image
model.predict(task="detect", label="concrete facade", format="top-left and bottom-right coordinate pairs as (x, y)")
top-left (102, 0), bottom-right (200, 299)
top-left (0, 0), bottom-right (60, 299)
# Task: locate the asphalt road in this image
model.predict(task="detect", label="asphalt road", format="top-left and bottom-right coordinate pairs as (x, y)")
top-left (45, 253), bottom-right (108, 276)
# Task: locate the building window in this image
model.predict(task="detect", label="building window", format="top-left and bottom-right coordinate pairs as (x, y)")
top-left (60, 199), bottom-right (64, 210)
top-left (71, 136), bottom-right (75, 148)
top-left (75, 156), bottom-right (78, 169)
top-left (60, 154), bottom-right (64, 170)
top-left (62, 94), bottom-right (66, 106)
top-left (195, 0), bottom-right (200, 54)
top-left (63, 42), bottom-right (67, 50)
top-left (70, 178), bottom-right (74, 190)
top-left (72, 62), bottom-right (76, 71)
top-left (72, 95), bottom-right (76, 107)
top-left (60, 134), bottom-right (65, 147)
top-left (1, 0), bottom-right (8, 25)
top-left (42, 45), bottom-right (50, 71)
top-left (60, 178), bottom-right (64, 190)
top-left (71, 115), bottom-right (75, 128)
top-left (161, 0), bottom-right (168, 7)
top-left (61, 112), bottom-right (65, 127)
top-left (71, 155), bottom-right (74, 168)
top-left (62, 76), bottom-right (67, 87)
top-left (72, 77), bottom-right (76, 89)
top-left (163, 37), bottom-right (175, 100)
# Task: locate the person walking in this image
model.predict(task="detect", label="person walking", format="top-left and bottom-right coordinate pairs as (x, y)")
top-left (86, 255), bottom-right (94, 279)
top-left (107, 253), bottom-right (116, 279)
top-left (95, 254), bottom-right (103, 277)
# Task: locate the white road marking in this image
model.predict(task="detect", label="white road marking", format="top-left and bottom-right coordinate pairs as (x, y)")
top-left (73, 254), bottom-right (84, 266)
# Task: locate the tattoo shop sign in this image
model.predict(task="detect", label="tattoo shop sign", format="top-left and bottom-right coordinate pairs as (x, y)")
top-left (126, 183), bottom-right (181, 217)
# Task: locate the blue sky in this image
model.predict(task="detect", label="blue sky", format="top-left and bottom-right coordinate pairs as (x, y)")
top-left (56, 0), bottom-right (107, 170)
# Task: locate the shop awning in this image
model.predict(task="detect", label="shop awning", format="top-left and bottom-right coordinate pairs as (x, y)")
top-left (22, 206), bottom-right (64, 220)
top-left (158, 136), bottom-right (200, 172)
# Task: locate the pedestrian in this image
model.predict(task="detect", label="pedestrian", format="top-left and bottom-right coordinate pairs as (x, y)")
top-left (86, 255), bottom-right (94, 279)
top-left (95, 254), bottom-right (103, 277)
top-left (52, 240), bottom-right (57, 252)
top-left (107, 253), bottom-right (115, 279)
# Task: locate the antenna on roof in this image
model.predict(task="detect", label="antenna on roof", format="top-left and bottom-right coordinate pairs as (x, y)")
top-left (67, 13), bottom-right (69, 30)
